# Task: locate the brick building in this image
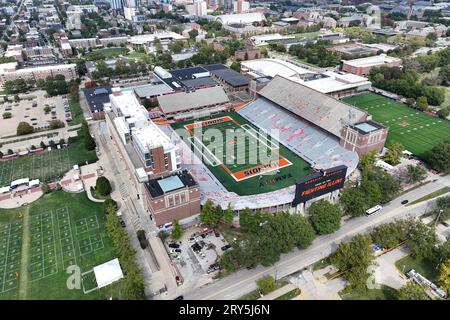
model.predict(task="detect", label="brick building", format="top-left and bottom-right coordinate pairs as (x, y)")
top-left (340, 120), bottom-right (388, 157)
top-left (341, 54), bottom-right (402, 76)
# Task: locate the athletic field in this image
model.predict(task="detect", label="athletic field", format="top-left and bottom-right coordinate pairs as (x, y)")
top-left (0, 134), bottom-right (97, 187)
top-left (343, 93), bottom-right (450, 159)
top-left (173, 112), bottom-right (312, 196)
top-left (0, 191), bottom-right (117, 300)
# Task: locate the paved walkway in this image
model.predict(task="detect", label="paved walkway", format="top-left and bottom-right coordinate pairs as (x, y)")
top-left (0, 187), bottom-right (43, 209)
top-left (258, 283), bottom-right (297, 300)
top-left (293, 269), bottom-right (346, 300)
top-left (374, 246), bottom-right (409, 290)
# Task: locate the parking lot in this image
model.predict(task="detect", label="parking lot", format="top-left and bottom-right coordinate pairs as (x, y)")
top-left (0, 91), bottom-right (71, 137)
top-left (164, 227), bottom-right (231, 286)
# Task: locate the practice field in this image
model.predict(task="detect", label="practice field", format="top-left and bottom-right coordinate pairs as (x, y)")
top-left (344, 93), bottom-right (450, 159)
top-left (173, 112), bottom-right (312, 196)
top-left (0, 191), bottom-right (118, 300)
top-left (0, 133), bottom-right (97, 187)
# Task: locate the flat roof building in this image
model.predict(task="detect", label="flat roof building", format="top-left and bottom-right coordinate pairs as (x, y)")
top-left (342, 54), bottom-right (402, 76)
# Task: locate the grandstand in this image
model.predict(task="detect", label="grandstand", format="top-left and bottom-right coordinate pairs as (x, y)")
top-left (237, 97), bottom-right (359, 174)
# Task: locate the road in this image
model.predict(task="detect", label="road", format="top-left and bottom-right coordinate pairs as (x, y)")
top-left (185, 175), bottom-right (450, 300)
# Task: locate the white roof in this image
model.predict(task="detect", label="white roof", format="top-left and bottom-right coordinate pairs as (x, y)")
top-left (242, 59), bottom-right (372, 94)
top-left (242, 58), bottom-right (311, 79)
top-left (11, 178), bottom-right (29, 187)
top-left (0, 63), bottom-right (76, 74)
top-left (128, 32), bottom-right (186, 45)
top-left (93, 258), bottom-right (124, 289)
top-left (29, 179), bottom-right (40, 187)
top-left (343, 54), bottom-right (401, 68)
top-left (132, 120), bottom-right (177, 153)
top-left (216, 12), bottom-right (265, 25)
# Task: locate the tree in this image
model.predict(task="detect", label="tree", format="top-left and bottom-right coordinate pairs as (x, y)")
top-left (397, 283), bottom-right (430, 300)
top-left (188, 29), bottom-right (199, 40)
top-left (308, 199), bottom-right (341, 235)
top-left (405, 164), bottom-right (427, 183)
top-left (340, 187), bottom-right (370, 217)
top-left (364, 167), bottom-right (401, 203)
top-left (200, 200), bottom-right (222, 228)
top-left (81, 120), bottom-right (96, 151)
top-left (358, 149), bottom-right (377, 171)
top-left (291, 214), bottom-right (316, 248)
top-left (41, 183), bottom-right (51, 194)
top-left (416, 96), bottom-right (428, 111)
top-left (428, 140), bottom-right (450, 173)
top-left (230, 61), bottom-right (241, 72)
top-left (256, 276), bottom-right (276, 295)
top-left (438, 259), bottom-right (450, 293)
top-left (370, 221), bottom-right (407, 249)
top-left (406, 219), bottom-right (438, 260)
top-left (331, 234), bottom-right (373, 292)
top-left (96, 176), bottom-right (112, 196)
top-left (219, 251), bottom-right (237, 272)
top-left (239, 208), bottom-right (265, 233)
top-left (171, 220), bottom-right (183, 240)
top-left (222, 203), bottom-right (234, 225)
top-left (437, 107), bottom-right (449, 119)
top-left (49, 119), bottom-right (65, 130)
top-left (383, 141), bottom-right (403, 165)
top-left (16, 122), bottom-right (34, 136)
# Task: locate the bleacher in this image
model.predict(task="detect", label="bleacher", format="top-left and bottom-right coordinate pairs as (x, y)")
top-left (238, 97), bottom-right (359, 175)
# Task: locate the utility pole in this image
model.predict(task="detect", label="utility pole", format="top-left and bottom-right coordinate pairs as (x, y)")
top-left (435, 209), bottom-right (444, 228)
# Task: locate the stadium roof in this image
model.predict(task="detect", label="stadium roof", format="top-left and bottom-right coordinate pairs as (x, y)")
top-left (209, 68), bottom-right (249, 87)
top-left (157, 86), bottom-right (229, 114)
top-left (133, 84), bottom-right (174, 99)
top-left (258, 75), bottom-right (367, 137)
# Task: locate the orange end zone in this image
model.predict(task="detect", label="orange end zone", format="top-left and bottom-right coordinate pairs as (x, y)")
top-left (184, 116), bottom-right (233, 130)
top-left (230, 157), bottom-right (292, 181)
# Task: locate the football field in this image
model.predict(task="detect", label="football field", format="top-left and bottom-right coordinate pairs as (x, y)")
top-left (344, 93), bottom-right (450, 159)
top-left (173, 112), bottom-right (312, 196)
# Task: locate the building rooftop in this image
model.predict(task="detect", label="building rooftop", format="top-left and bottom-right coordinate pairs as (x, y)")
top-left (133, 84), bottom-right (174, 99)
top-left (82, 86), bottom-right (112, 113)
top-left (208, 68), bottom-right (249, 87)
top-left (343, 54), bottom-right (402, 68)
top-left (132, 120), bottom-right (176, 153)
top-left (157, 86), bottom-right (229, 114)
top-left (145, 170), bottom-right (197, 198)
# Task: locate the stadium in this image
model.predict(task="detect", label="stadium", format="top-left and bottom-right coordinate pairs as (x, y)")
top-left (165, 75), bottom-right (387, 213)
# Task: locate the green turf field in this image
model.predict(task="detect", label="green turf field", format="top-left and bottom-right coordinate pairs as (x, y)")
top-left (0, 191), bottom-right (119, 300)
top-left (0, 133), bottom-right (98, 187)
top-left (172, 112), bottom-right (312, 196)
top-left (343, 93), bottom-right (450, 159)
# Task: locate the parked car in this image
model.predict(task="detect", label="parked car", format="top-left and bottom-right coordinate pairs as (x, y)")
top-left (221, 244), bottom-right (232, 252)
top-left (120, 220), bottom-right (126, 228)
top-left (174, 295), bottom-right (184, 300)
top-left (441, 221), bottom-right (450, 228)
top-left (214, 230), bottom-right (220, 237)
top-left (207, 263), bottom-right (220, 274)
top-left (168, 243), bottom-right (180, 249)
top-left (170, 248), bottom-right (181, 253)
top-left (401, 200), bottom-right (409, 205)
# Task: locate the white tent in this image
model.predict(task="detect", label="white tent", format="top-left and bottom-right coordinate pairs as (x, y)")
top-left (93, 258), bottom-right (124, 289)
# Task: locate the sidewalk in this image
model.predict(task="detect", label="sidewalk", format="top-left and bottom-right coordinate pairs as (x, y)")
top-left (258, 283), bottom-right (297, 300)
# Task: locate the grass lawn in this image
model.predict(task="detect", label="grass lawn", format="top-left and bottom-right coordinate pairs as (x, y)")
top-left (126, 51), bottom-right (149, 61)
top-left (274, 288), bottom-right (301, 300)
top-left (343, 93), bottom-right (450, 159)
top-left (339, 285), bottom-right (398, 300)
top-left (395, 255), bottom-right (439, 283)
top-left (0, 133), bottom-right (97, 186)
top-left (84, 48), bottom-right (129, 60)
top-left (407, 186), bottom-right (450, 206)
top-left (68, 96), bottom-right (84, 126)
top-left (0, 191), bottom-right (119, 300)
top-left (239, 279), bottom-right (289, 300)
top-left (172, 112), bottom-right (312, 196)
